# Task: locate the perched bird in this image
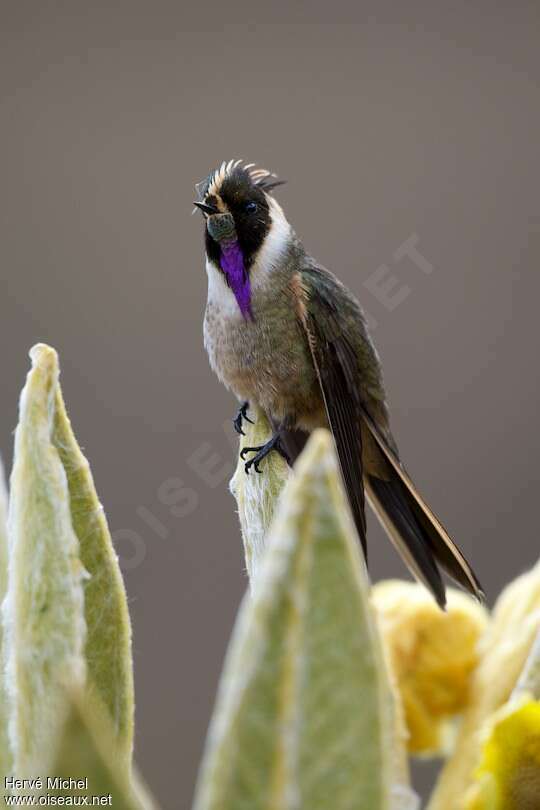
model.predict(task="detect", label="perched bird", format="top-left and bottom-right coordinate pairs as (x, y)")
top-left (194, 159), bottom-right (483, 608)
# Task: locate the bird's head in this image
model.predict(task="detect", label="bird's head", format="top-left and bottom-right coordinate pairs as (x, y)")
top-left (194, 161), bottom-right (290, 305)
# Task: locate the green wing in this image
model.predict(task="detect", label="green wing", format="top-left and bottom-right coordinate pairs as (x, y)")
top-left (295, 267), bottom-right (368, 555)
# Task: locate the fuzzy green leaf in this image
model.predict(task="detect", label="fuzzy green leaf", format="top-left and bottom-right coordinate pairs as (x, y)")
top-left (52, 372), bottom-right (134, 773)
top-left (3, 344), bottom-right (134, 779)
top-left (229, 406), bottom-right (289, 587)
top-left (195, 429), bottom-right (416, 810)
top-left (0, 455), bottom-right (8, 624)
top-left (45, 691), bottom-right (151, 809)
top-left (513, 627), bottom-right (540, 701)
top-left (4, 345), bottom-right (87, 777)
top-left (0, 455), bottom-right (11, 780)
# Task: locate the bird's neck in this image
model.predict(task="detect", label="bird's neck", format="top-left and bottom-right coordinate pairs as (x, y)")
top-left (218, 240), bottom-right (253, 321)
top-left (205, 213), bottom-right (304, 320)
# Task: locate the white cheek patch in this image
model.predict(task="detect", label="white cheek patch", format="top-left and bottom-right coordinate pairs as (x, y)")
top-left (250, 198), bottom-right (291, 291)
top-left (205, 258), bottom-right (242, 318)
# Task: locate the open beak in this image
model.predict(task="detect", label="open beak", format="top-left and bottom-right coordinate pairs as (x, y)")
top-left (192, 201), bottom-right (219, 216)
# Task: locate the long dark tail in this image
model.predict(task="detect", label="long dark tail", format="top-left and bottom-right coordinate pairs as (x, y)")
top-left (278, 420), bottom-right (484, 609)
top-left (362, 408), bottom-right (484, 608)
top-left (366, 475), bottom-right (446, 607)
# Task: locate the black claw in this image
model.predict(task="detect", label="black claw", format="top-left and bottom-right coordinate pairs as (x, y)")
top-left (244, 455), bottom-right (264, 474)
top-left (240, 445), bottom-right (259, 460)
top-left (233, 417), bottom-right (245, 436)
top-left (234, 402), bottom-right (252, 435)
top-left (240, 433), bottom-right (289, 475)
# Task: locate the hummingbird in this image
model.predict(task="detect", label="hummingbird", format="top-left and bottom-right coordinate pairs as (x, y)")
top-left (194, 159), bottom-right (483, 608)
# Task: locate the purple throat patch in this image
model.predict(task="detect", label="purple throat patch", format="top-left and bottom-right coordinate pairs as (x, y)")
top-left (219, 240), bottom-right (253, 320)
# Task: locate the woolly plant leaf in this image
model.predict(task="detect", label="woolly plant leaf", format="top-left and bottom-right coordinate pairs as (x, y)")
top-left (52, 369), bottom-right (134, 773)
top-left (45, 691), bottom-right (151, 809)
top-left (0, 456), bottom-right (11, 779)
top-left (229, 406), bottom-right (289, 587)
top-left (513, 626), bottom-right (540, 701)
top-left (4, 345), bottom-right (87, 777)
top-left (3, 344), bottom-right (134, 778)
top-left (195, 429), bottom-right (417, 810)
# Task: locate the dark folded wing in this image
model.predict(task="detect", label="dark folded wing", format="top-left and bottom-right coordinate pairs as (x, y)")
top-left (293, 270), bottom-right (367, 555)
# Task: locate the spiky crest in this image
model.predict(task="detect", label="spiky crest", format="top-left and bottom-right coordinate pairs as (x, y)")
top-left (195, 159), bottom-right (285, 201)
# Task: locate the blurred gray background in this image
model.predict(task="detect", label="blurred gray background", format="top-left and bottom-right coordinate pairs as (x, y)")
top-left (1, 1), bottom-right (539, 806)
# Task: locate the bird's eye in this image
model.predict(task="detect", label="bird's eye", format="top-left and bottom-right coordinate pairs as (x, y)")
top-left (244, 201), bottom-right (258, 214)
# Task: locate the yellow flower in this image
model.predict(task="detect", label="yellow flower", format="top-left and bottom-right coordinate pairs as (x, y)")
top-left (464, 696), bottom-right (540, 810)
top-left (372, 580), bottom-right (488, 756)
top-left (429, 560), bottom-right (540, 809)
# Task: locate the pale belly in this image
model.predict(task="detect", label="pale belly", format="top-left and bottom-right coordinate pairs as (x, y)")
top-left (203, 298), bottom-right (324, 428)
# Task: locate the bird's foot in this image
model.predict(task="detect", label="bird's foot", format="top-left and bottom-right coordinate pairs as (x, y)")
top-left (233, 401), bottom-right (254, 436)
top-left (240, 433), bottom-right (290, 474)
